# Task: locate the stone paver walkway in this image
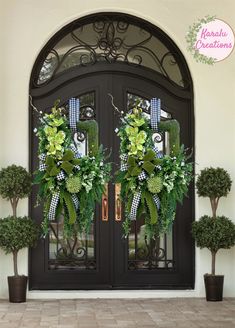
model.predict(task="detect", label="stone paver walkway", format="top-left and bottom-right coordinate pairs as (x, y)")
top-left (0, 298), bottom-right (234, 328)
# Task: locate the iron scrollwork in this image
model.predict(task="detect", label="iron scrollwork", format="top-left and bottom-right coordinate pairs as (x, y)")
top-left (128, 235), bottom-right (174, 270)
top-left (48, 223), bottom-right (96, 270)
top-left (36, 17), bottom-right (186, 88)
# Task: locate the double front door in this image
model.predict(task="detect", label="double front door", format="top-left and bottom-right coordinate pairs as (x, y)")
top-left (30, 65), bottom-right (194, 289)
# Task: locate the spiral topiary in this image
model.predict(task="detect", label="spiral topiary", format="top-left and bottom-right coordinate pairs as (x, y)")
top-left (66, 176), bottom-right (82, 193)
top-left (147, 176), bottom-right (163, 194)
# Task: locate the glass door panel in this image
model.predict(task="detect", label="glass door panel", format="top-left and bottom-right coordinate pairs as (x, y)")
top-left (48, 220), bottom-right (95, 270)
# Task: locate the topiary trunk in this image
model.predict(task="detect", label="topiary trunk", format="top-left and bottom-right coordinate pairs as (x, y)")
top-left (13, 250), bottom-right (19, 276)
top-left (10, 197), bottom-right (19, 218)
top-left (210, 197), bottom-right (219, 219)
top-left (210, 196), bottom-right (218, 275)
top-left (211, 251), bottom-right (216, 275)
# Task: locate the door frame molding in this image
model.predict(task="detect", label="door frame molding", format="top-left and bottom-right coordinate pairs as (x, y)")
top-left (29, 12), bottom-right (195, 291)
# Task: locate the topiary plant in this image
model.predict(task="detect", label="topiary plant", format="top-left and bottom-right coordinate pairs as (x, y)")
top-left (196, 167), bottom-right (232, 218)
top-left (193, 167), bottom-right (235, 276)
top-left (192, 215), bottom-right (235, 275)
top-left (0, 216), bottom-right (40, 276)
top-left (0, 165), bottom-right (32, 217)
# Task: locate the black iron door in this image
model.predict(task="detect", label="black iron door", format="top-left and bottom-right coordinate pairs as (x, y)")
top-left (29, 64), bottom-right (194, 289)
top-left (111, 73), bottom-right (194, 288)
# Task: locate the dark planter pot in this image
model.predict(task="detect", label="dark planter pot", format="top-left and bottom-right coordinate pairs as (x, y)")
top-left (204, 274), bottom-right (224, 301)
top-left (7, 275), bottom-right (28, 303)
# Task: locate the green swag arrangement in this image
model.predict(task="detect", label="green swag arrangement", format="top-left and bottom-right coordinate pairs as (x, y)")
top-left (115, 104), bottom-right (193, 238)
top-left (34, 101), bottom-right (111, 236)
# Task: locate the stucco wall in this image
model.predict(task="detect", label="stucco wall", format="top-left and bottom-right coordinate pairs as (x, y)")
top-left (0, 0), bottom-right (235, 299)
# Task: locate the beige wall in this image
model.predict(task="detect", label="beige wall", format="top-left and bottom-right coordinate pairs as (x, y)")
top-left (0, 0), bottom-right (235, 298)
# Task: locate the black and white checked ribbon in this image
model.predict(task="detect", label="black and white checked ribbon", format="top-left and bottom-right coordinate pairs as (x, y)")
top-left (120, 153), bottom-right (128, 171)
top-left (71, 194), bottom-right (79, 210)
top-left (152, 146), bottom-right (163, 159)
top-left (153, 194), bottom-right (161, 210)
top-left (39, 163), bottom-right (46, 172)
top-left (130, 191), bottom-right (142, 221)
top-left (152, 146), bottom-right (158, 155)
top-left (56, 171), bottom-right (66, 181)
top-left (39, 153), bottom-right (47, 171)
top-left (69, 143), bottom-right (81, 159)
top-left (48, 192), bottom-right (79, 221)
top-left (120, 162), bottom-right (128, 171)
top-left (48, 192), bottom-right (60, 221)
top-left (39, 153), bottom-right (46, 161)
top-left (69, 98), bottom-right (80, 132)
top-left (150, 98), bottom-right (161, 131)
top-left (120, 154), bottom-right (128, 161)
top-left (138, 171), bottom-right (147, 181)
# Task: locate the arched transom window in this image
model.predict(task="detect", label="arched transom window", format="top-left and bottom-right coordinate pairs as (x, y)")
top-left (33, 14), bottom-right (190, 89)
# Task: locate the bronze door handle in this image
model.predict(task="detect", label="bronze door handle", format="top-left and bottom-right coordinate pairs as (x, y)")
top-left (102, 183), bottom-right (109, 221)
top-left (115, 183), bottom-right (122, 222)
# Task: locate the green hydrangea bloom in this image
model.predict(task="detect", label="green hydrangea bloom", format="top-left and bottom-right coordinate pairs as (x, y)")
top-left (147, 176), bottom-right (163, 194)
top-left (66, 176), bottom-right (82, 193)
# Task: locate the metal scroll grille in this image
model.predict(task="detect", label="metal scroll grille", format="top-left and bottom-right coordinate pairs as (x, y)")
top-left (36, 16), bottom-right (186, 88)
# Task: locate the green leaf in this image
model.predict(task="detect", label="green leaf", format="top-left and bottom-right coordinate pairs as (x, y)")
top-left (130, 166), bottom-right (141, 177)
top-left (34, 171), bottom-right (45, 184)
top-left (143, 149), bottom-right (156, 161)
top-left (144, 191), bottom-right (158, 224)
top-left (45, 156), bottom-right (55, 167)
top-left (49, 166), bottom-right (60, 177)
top-left (72, 158), bottom-right (81, 165)
top-left (62, 150), bottom-right (74, 161)
top-left (142, 161), bottom-right (155, 174)
top-left (63, 191), bottom-right (77, 224)
top-left (127, 156), bottom-right (136, 167)
top-left (61, 161), bottom-right (74, 175)
top-left (153, 158), bottom-right (162, 166)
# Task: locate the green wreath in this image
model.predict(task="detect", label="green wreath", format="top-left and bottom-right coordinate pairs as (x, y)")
top-left (115, 106), bottom-right (193, 238)
top-left (34, 101), bottom-right (111, 236)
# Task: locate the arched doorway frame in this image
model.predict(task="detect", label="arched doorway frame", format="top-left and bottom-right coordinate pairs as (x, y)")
top-left (29, 12), bottom-right (195, 290)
